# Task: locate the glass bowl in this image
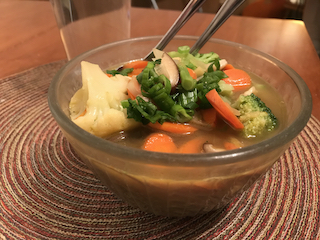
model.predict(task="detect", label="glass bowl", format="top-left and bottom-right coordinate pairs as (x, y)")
top-left (48, 36), bottom-right (312, 217)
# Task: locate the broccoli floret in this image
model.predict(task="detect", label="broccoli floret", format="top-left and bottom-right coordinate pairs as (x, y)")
top-left (194, 52), bottom-right (220, 64)
top-left (233, 93), bottom-right (278, 138)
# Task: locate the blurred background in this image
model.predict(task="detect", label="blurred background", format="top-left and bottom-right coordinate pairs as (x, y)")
top-left (39, 0), bottom-right (319, 56)
top-left (132, 0), bottom-right (305, 19)
top-left (131, 0), bottom-right (319, 56)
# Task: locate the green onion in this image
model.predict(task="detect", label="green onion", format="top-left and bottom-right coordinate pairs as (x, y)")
top-left (158, 74), bottom-right (171, 94)
top-left (178, 46), bottom-right (190, 54)
top-left (153, 92), bottom-right (175, 112)
top-left (178, 65), bottom-right (196, 91)
top-left (170, 105), bottom-right (193, 122)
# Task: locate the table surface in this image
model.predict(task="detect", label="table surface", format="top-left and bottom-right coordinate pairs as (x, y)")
top-left (1, 1), bottom-right (319, 119)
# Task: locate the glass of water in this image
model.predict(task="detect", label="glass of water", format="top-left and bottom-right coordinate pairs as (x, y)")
top-left (50, 0), bottom-right (131, 60)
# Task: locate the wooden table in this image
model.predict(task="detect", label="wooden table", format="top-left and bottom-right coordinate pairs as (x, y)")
top-left (1, 1), bottom-right (319, 119)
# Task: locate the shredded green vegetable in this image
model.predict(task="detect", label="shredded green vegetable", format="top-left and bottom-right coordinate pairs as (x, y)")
top-left (121, 47), bottom-right (227, 125)
top-left (106, 68), bottom-right (133, 76)
top-left (122, 97), bottom-right (176, 124)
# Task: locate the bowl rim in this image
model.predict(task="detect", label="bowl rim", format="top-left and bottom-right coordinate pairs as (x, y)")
top-left (48, 35), bottom-right (313, 166)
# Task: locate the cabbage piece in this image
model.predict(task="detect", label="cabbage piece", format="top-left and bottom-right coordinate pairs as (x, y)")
top-left (69, 61), bottom-right (138, 137)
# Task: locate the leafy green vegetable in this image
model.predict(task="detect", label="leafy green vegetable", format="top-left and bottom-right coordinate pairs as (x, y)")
top-left (196, 70), bottom-right (227, 108)
top-left (173, 89), bottom-right (198, 117)
top-left (106, 68), bottom-right (133, 76)
top-left (207, 59), bottom-right (220, 72)
top-left (122, 97), bottom-right (176, 124)
top-left (123, 59), bottom-right (194, 124)
top-left (136, 61), bottom-right (158, 84)
top-left (121, 47), bottom-right (231, 124)
top-left (170, 104), bottom-right (193, 122)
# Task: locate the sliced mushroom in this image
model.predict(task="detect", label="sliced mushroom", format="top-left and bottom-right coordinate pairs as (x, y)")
top-left (203, 143), bottom-right (225, 153)
top-left (172, 57), bottom-right (182, 66)
top-left (152, 48), bottom-right (164, 60)
top-left (155, 52), bottom-right (180, 89)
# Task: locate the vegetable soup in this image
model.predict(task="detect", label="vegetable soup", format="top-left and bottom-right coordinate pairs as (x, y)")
top-left (106, 72), bottom-right (286, 153)
top-left (69, 46), bottom-right (286, 153)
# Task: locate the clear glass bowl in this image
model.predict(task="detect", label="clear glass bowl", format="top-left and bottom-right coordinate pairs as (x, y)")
top-left (48, 36), bottom-right (312, 217)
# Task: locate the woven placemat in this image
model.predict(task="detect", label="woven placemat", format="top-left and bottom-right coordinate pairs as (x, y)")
top-left (0, 61), bottom-right (320, 240)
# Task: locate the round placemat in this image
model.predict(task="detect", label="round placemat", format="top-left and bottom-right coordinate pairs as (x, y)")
top-left (0, 61), bottom-right (320, 239)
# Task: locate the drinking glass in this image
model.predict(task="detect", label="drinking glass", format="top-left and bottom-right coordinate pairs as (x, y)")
top-left (49, 0), bottom-right (131, 60)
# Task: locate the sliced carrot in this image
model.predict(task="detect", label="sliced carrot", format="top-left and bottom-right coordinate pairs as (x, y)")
top-left (200, 108), bottom-right (218, 127)
top-left (127, 68), bottom-right (144, 77)
top-left (206, 89), bottom-right (244, 130)
top-left (224, 138), bottom-right (242, 150)
top-left (224, 142), bottom-right (239, 150)
top-left (106, 73), bottom-right (113, 77)
top-left (222, 69), bottom-right (251, 91)
top-left (187, 68), bottom-right (197, 80)
top-left (142, 133), bottom-right (177, 153)
top-left (123, 60), bottom-right (149, 69)
top-left (178, 137), bottom-right (207, 154)
top-left (148, 122), bottom-right (198, 134)
top-left (223, 64), bottom-right (235, 70)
